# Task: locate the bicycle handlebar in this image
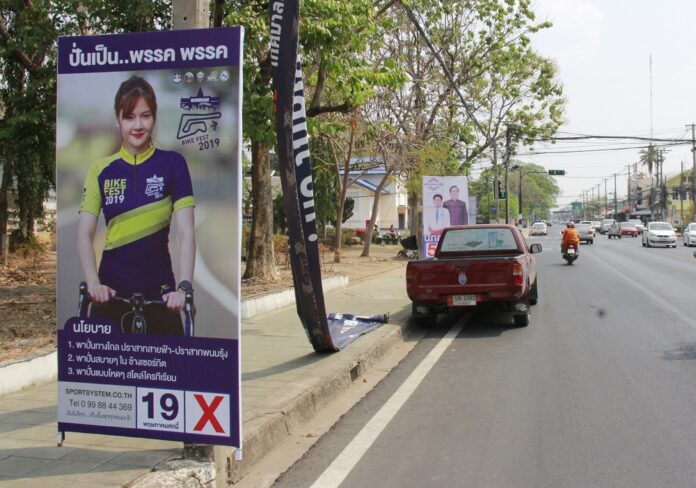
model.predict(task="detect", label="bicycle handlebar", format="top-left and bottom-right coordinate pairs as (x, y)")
top-left (78, 281), bottom-right (195, 336)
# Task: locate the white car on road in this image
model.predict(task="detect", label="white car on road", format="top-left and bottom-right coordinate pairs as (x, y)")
top-left (530, 222), bottom-right (548, 236)
top-left (642, 221), bottom-right (677, 248)
top-left (683, 222), bottom-right (696, 247)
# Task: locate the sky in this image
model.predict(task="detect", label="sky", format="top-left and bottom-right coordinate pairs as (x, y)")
top-left (510, 0), bottom-right (696, 209)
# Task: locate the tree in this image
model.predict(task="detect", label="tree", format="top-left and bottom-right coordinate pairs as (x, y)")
top-left (0, 1), bottom-right (172, 252)
top-left (226, 0), bottom-right (402, 275)
top-left (370, 0), bottom-right (564, 231)
top-left (0, 2), bottom-right (59, 247)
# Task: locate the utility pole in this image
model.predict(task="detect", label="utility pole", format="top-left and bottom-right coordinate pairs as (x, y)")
top-left (604, 178), bottom-right (608, 217)
top-left (504, 126), bottom-right (513, 224)
top-left (518, 169), bottom-right (523, 225)
top-left (172, 0), bottom-right (217, 466)
top-left (173, 0), bottom-right (208, 29)
top-left (626, 164), bottom-right (632, 218)
top-left (613, 173), bottom-right (618, 218)
top-left (689, 123), bottom-right (696, 221)
top-left (681, 161), bottom-right (685, 226)
top-left (493, 145), bottom-right (499, 223)
top-left (583, 191), bottom-right (587, 220)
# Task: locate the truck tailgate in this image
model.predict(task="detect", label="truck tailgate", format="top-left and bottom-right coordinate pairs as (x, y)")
top-left (407, 256), bottom-right (524, 301)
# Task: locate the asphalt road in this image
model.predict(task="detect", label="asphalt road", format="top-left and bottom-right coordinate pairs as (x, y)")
top-left (274, 231), bottom-right (696, 488)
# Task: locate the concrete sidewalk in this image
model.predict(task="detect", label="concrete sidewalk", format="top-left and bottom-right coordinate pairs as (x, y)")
top-left (0, 265), bottom-right (414, 487)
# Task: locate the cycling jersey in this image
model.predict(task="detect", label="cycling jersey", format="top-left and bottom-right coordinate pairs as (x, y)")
top-left (80, 144), bottom-right (195, 300)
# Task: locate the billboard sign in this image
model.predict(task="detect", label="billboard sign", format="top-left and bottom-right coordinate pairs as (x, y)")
top-left (422, 176), bottom-right (470, 258)
top-left (56, 27), bottom-right (243, 447)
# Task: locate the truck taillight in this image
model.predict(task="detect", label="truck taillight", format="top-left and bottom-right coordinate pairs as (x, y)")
top-left (512, 261), bottom-right (523, 286)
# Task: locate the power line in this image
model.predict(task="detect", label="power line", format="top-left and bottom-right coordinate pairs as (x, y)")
top-left (517, 141), bottom-right (687, 156)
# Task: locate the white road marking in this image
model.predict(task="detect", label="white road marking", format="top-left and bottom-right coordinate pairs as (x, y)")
top-left (310, 321), bottom-right (465, 488)
top-left (587, 252), bottom-right (696, 331)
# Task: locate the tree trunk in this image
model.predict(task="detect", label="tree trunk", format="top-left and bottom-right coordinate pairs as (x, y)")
top-left (333, 188), bottom-right (346, 263)
top-left (408, 189), bottom-right (421, 247)
top-left (243, 140), bottom-right (278, 281)
top-left (0, 163), bottom-right (11, 255)
top-left (361, 174), bottom-right (390, 257)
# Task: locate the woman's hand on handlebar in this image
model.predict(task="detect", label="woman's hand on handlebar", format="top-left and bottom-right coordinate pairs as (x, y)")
top-left (88, 281), bottom-right (116, 304)
top-left (162, 290), bottom-right (186, 312)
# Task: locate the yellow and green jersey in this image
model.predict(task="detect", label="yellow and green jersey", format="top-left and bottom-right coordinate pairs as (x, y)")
top-left (80, 145), bottom-right (195, 299)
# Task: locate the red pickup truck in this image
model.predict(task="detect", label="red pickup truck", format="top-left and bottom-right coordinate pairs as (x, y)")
top-left (406, 224), bottom-right (542, 327)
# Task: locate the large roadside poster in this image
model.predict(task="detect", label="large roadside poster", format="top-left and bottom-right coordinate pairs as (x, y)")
top-left (56, 28), bottom-right (243, 447)
top-left (422, 176), bottom-right (470, 258)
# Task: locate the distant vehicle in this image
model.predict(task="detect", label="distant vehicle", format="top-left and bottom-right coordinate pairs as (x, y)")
top-left (576, 223), bottom-right (594, 244)
top-left (600, 218), bottom-right (616, 234)
top-left (407, 224), bottom-right (541, 328)
top-left (607, 222), bottom-right (621, 239)
top-left (627, 219), bottom-right (646, 233)
top-left (591, 221), bottom-right (602, 232)
top-left (683, 222), bottom-right (696, 247)
top-left (619, 222), bottom-right (639, 237)
top-left (531, 222), bottom-right (548, 236)
top-left (642, 221), bottom-right (677, 248)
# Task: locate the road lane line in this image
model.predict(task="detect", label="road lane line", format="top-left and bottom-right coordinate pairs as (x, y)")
top-left (587, 251), bottom-right (696, 331)
top-left (310, 321), bottom-right (465, 488)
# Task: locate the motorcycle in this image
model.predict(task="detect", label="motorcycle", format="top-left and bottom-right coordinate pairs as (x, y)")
top-left (397, 235), bottom-right (419, 259)
top-left (563, 244), bottom-right (578, 265)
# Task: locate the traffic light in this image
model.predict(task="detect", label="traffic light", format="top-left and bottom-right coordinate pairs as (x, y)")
top-left (497, 180), bottom-right (502, 194)
top-left (636, 187), bottom-right (642, 205)
top-left (548, 169), bottom-right (566, 176)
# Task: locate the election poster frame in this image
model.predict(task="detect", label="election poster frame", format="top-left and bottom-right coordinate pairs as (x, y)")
top-left (56, 28), bottom-right (243, 447)
top-left (422, 176), bottom-right (470, 258)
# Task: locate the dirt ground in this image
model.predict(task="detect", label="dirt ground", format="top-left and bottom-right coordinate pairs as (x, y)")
top-left (0, 242), bottom-right (408, 364)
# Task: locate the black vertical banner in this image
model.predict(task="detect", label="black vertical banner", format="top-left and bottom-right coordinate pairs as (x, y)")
top-left (270, 0), bottom-right (336, 351)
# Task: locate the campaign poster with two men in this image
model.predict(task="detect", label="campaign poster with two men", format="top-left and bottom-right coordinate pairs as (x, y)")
top-left (422, 176), bottom-right (471, 258)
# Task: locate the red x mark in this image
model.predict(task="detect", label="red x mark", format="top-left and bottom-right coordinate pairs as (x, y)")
top-left (193, 394), bottom-right (225, 433)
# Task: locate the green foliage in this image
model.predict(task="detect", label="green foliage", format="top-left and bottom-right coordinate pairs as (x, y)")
top-left (472, 162), bottom-right (558, 222)
top-left (17, 233), bottom-right (45, 267)
top-left (0, 1), bottom-right (172, 238)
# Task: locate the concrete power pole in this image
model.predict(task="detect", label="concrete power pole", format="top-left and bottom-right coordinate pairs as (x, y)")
top-left (173, 0), bottom-right (209, 29)
top-left (172, 0), bottom-right (224, 470)
top-left (613, 173), bottom-right (618, 218)
top-left (626, 164), bottom-right (632, 218)
top-left (681, 160), bottom-right (685, 226)
top-left (689, 124), bottom-right (696, 221)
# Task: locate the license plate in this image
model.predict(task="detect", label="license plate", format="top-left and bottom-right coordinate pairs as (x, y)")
top-left (449, 294), bottom-right (477, 306)
top-left (567, 248), bottom-right (575, 255)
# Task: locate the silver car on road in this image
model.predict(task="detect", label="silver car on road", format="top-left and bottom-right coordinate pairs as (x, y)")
top-left (683, 222), bottom-right (696, 247)
top-left (642, 221), bottom-right (677, 248)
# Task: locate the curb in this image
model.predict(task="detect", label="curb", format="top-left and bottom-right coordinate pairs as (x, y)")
top-left (0, 275), bottom-right (352, 397)
top-left (0, 351), bottom-right (57, 396)
top-left (130, 309), bottom-right (416, 487)
top-left (241, 275), bottom-right (349, 319)
top-left (228, 313), bottom-right (414, 484)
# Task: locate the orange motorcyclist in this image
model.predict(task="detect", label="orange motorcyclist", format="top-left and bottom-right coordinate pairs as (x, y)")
top-left (561, 221), bottom-right (580, 254)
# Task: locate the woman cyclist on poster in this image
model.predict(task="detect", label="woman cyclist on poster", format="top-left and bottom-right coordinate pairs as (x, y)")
top-left (77, 76), bottom-right (196, 335)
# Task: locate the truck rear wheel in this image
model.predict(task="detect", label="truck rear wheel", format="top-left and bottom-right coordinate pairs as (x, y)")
top-left (514, 313), bottom-right (529, 327)
top-left (412, 303), bottom-right (437, 328)
top-left (529, 280), bottom-right (538, 306)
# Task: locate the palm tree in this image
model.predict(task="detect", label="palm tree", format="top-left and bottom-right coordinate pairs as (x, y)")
top-left (639, 144), bottom-right (658, 176)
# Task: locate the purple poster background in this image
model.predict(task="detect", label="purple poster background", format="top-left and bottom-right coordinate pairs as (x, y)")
top-left (56, 27), bottom-right (243, 447)
top-left (58, 28), bottom-right (241, 74)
